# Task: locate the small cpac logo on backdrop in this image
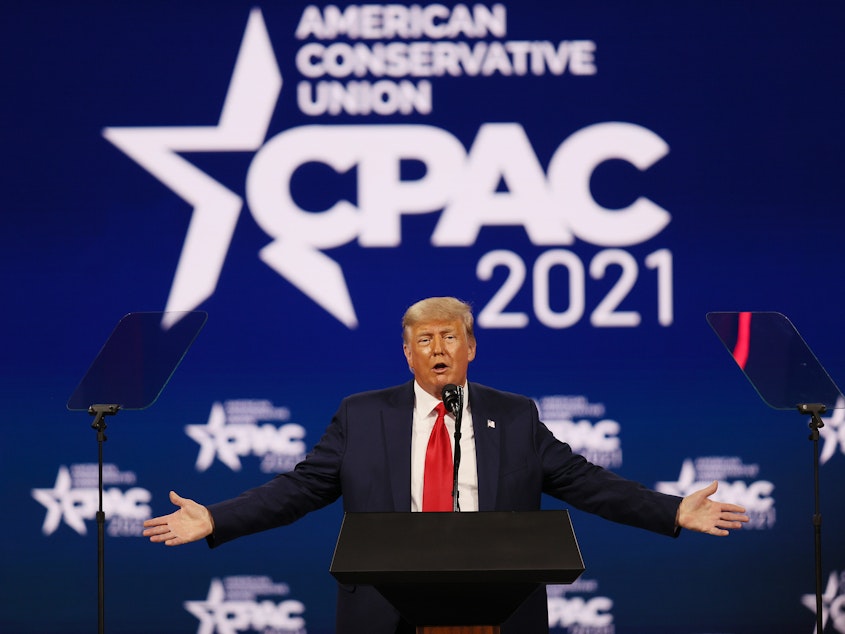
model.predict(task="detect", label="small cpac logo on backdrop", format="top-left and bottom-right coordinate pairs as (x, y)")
top-left (186, 576), bottom-right (306, 634)
top-left (802, 571), bottom-right (845, 634)
top-left (655, 457), bottom-right (776, 530)
top-left (185, 400), bottom-right (307, 473)
top-left (547, 578), bottom-right (614, 634)
top-left (31, 464), bottom-right (151, 536)
top-left (537, 394), bottom-right (623, 469)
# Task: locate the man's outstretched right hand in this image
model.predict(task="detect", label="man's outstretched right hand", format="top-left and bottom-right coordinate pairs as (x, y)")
top-left (142, 490), bottom-right (214, 546)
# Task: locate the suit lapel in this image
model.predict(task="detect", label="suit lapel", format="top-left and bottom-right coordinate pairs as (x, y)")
top-left (469, 383), bottom-right (501, 511)
top-left (383, 381), bottom-right (415, 511)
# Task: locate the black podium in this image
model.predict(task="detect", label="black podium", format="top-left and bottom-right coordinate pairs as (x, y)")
top-left (330, 511), bottom-right (585, 634)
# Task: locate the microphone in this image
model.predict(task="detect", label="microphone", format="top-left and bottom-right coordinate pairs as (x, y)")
top-left (441, 384), bottom-right (461, 417)
top-left (441, 383), bottom-right (463, 512)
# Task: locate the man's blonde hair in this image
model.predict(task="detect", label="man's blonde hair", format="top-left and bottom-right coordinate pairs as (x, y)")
top-left (402, 297), bottom-right (475, 343)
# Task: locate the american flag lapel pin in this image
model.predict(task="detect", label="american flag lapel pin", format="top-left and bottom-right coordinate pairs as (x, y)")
top-left (487, 419), bottom-right (496, 429)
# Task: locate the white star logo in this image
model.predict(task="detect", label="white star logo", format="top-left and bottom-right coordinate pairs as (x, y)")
top-left (31, 466), bottom-right (87, 535)
top-left (185, 401), bottom-right (244, 472)
top-left (819, 396), bottom-right (845, 465)
top-left (802, 571), bottom-right (842, 633)
top-left (103, 9), bottom-right (358, 328)
top-left (184, 578), bottom-right (224, 634)
top-left (654, 458), bottom-right (698, 497)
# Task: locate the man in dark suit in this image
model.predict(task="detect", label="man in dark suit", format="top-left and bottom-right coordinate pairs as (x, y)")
top-left (143, 297), bottom-right (748, 633)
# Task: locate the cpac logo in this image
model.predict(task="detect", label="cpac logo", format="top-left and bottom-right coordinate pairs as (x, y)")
top-left (548, 595), bottom-right (613, 630)
top-left (186, 578), bottom-right (306, 634)
top-left (544, 418), bottom-right (622, 469)
top-left (31, 465), bottom-right (151, 536)
top-left (655, 459), bottom-right (775, 529)
top-left (545, 419), bottom-right (620, 452)
top-left (803, 571), bottom-right (845, 634)
top-left (186, 401), bottom-right (307, 473)
top-left (103, 8), bottom-right (670, 329)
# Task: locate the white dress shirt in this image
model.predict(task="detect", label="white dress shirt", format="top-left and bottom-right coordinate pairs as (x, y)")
top-left (410, 380), bottom-right (479, 512)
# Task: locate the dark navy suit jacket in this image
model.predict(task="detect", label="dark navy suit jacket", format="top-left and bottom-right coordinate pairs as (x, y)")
top-left (207, 381), bottom-right (681, 633)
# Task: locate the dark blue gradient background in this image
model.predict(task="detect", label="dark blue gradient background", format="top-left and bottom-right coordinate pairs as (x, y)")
top-left (2, 2), bottom-right (844, 633)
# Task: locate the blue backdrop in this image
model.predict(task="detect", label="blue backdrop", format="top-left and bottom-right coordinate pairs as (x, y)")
top-left (3, 2), bottom-right (845, 633)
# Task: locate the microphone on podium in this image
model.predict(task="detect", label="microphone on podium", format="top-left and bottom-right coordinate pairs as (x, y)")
top-left (441, 383), bottom-right (463, 511)
top-left (441, 383), bottom-right (461, 417)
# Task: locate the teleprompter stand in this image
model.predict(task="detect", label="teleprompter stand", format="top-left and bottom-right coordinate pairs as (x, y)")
top-left (330, 511), bottom-right (585, 633)
top-left (67, 311), bottom-right (207, 634)
top-left (798, 402), bottom-right (827, 634)
top-left (707, 311), bottom-right (844, 634)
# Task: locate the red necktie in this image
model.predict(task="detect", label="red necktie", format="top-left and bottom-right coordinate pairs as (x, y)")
top-left (423, 402), bottom-right (453, 512)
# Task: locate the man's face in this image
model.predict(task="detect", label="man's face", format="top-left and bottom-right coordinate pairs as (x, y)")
top-left (403, 318), bottom-right (476, 399)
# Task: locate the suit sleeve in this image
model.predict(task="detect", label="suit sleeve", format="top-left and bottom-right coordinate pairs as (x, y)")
top-left (206, 403), bottom-right (347, 547)
top-left (532, 400), bottom-right (682, 537)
